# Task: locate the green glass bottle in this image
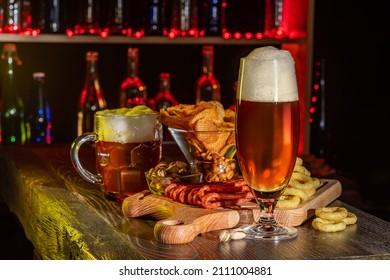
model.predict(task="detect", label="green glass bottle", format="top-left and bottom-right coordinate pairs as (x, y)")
top-left (0, 43), bottom-right (27, 145)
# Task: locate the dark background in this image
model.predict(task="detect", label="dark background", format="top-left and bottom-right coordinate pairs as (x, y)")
top-left (312, 0), bottom-right (390, 220)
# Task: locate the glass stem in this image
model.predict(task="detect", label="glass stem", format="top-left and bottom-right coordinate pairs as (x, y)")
top-left (258, 200), bottom-right (278, 226)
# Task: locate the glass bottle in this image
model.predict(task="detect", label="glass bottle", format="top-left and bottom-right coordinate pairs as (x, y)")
top-left (77, 51), bottom-right (106, 136)
top-left (169, 0), bottom-right (198, 38)
top-left (195, 45), bottom-right (221, 104)
top-left (154, 72), bottom-right (178, 140)
top-left (47, 0), bottom-right (65, 34)
top-left (102, 0), bottom-right (130, 36)
top-left (0, 43), bottom-right (27, 145)
top-left (119, 47), bottom-right (148, 108)
top-left (3, 0), bottom-right (22, 33)
top-left (26, 72), bottom-right (52, 144)
top-left (31, 0), bottom-right (45, 35)
top-left (154, 73), bottom-right (178, 111)
top-left (199, 0), bottom-right (224, 36)
top-left (264, 0), bottom-right (286, 39)
top-left (73, 0), bottom-right (101, 35)
top-left (146, 0), bottom-right (169, 36)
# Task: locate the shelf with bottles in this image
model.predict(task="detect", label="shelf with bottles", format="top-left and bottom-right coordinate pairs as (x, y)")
top-left (0, 0), bottom-right (310, 46)
top-left (0, 33), bottom-right (307, 45)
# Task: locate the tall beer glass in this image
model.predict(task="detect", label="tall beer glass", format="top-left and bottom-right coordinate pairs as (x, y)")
top-left (235, 46), bottom-right (300, 240)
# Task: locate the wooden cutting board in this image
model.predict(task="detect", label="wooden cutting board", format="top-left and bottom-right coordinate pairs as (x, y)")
top-left (122, 179), bottom-right (342, 244)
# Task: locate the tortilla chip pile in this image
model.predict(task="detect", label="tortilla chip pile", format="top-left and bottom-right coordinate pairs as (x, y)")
top-left (159, 101), bottom-right (236, 158)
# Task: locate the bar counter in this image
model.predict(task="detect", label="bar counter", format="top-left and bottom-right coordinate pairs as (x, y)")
top-left (0, 144), bottom-right (389, 260)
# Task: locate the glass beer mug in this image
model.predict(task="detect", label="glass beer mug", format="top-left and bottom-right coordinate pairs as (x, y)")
top-left (70, 106), bottom-right (163, 202)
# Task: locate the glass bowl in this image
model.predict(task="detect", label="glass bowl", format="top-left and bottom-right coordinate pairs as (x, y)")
top-left (167, 127), bottom-right (236, 163)
top-left (145, 171), bottom-right (203, 196)
top-left (167, 127), bottom-right (238, 182)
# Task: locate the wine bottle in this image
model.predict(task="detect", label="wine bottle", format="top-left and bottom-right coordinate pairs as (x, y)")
top-left (154, 73), bottom-right (178, 111)
top-left (26, 72), bottom-right (52, 144)
top-left (195, 45), bottom-right (221, 104)
top-left (0, 43), bottom-right (27, 145)
top-left (77, 51), bottom-right (107, 136)
top-left (119, 47), bottom-right (148, 108)
top-left (154, 72), bottom-right (178, 140)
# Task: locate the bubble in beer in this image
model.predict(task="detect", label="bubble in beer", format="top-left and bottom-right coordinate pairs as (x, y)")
top-left (238, 46), bottom-right (298, 103)
top-left (95, 106), bottom-right (161, 143)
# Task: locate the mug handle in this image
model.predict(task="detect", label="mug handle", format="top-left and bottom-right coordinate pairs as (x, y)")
top-left (70, 132), bottom-right (103, 184)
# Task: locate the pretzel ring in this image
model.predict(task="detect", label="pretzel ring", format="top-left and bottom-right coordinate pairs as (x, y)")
top-left (312, 217), bottom-right (347, 232)
top-left (312, 178), bottom-right (322, 188)
top-left (315, 207), bottom-right (348, 221)
top-left (282, 187), bottom-right (309, 203)
top-left (303, 186), bottom-right (316, 197)
top-left (276, 195), bottom-right (300, 209)
top-left (295, 157), bottom-right (303, 166)
top-left (289, 178), bottom-right (316, 191)
top-left (342, 212), bottom-right (357, 225)
top-left (293, 164), bottom-right (311, 176)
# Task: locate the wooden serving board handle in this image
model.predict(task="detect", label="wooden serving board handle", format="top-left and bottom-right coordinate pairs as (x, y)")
top-left (122, 191), bottom-right (245, 244)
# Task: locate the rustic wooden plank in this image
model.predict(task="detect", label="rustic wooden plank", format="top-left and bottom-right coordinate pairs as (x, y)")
top-left (1, 144), bottom-right (390, 260)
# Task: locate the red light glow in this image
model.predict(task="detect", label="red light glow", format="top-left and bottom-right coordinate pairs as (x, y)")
top-left (100, 29), bottom-right (109, 38)
top-left (255, 32), bottom-right (264, 40)
top-left (66, 29), bottom-right (74, 37)
top-left (244, 32), bottom-right (253, 39)
top-left (134, 30), bottom-right (144, 39)
top-left (222, 31), bottom-right (231, 39)
top-left (233, 32), bottom-right (242, 40)
top-left (31, 29), bottom-right (40, 37)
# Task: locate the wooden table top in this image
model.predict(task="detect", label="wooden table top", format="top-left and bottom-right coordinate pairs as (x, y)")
top-left (0, 144), bottom-right (389, 260)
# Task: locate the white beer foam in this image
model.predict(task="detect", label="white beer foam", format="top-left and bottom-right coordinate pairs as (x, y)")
top-left (95, 107), bottom-right (161, 143)
top-left (238, 46), bottom-right (298, 102)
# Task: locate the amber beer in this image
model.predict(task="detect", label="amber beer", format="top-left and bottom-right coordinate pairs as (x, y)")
top-left (236, 99), bottom-right (300, 194)
top-left (235, 46), bottom-right (300, 196)
top-left (96, 140), bottom-right (161, 201)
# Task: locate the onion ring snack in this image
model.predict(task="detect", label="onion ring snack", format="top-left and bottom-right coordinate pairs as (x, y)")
top-left (315, 207), bottom-right (348, 221)
top-left (312, 206), bottom-right (358, 232)
top-left (312, 218), bottom-right (347, 232)
top-left (277, 195), bottom-right (300, 208)
top-left (342, 212), bottom-right (358, 225)
top-left (282, 187), bottom-right (309, 203)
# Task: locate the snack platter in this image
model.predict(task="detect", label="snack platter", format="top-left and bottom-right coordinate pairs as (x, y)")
top-left (122, 179), bottom-right (342, 244)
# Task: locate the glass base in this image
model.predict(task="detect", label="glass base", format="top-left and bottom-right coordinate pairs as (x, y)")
top-left (242, 223), bottom-right (298, 240)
